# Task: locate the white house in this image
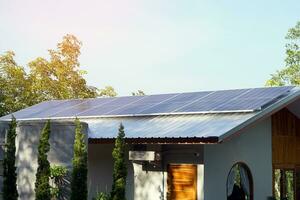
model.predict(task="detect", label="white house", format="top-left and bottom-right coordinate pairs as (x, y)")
top-left (0, 86), bottom-right (300, 200)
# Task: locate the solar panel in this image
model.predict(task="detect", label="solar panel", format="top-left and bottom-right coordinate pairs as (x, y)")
top-left (176, 89), bottom-right (250, 113)
top-left (32, 99), bottom-right (86, 118)
top-left (78, 95), bottom-right (146, 116)
top-left (137, 91), bottom-right (212, 114)
top-left (211, 86), bottom-right (294, 111)
top-left (0, 86), bottom-right (295, 120)
top-left (53, 98), bottom-right (116, 117)
top-left (0, 100), bottom-right (64, 120)
top-left (100, 93), bottom-right (178, 115)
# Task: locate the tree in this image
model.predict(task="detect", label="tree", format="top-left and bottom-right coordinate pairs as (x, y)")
top-left (266, 21), bottom-right (300, 86)
top-left (0, 51), bottom-right (32, 115)
top-left (29, 34), bottom-right (98, 102)
top-left (70, 118), bottom-right (87, 200)
top-left (110, 123), bottom-right (127, 200)
top-left (99, 86), bottom-right (117, 97)
top-left (131, 90), bottom-right (145, 96)
top-left (2, 116), bottom-right (18, 200)
top-left (35, 120), bottom-right (51, 200)
top-left (0, 35), bottom-right (117, 117)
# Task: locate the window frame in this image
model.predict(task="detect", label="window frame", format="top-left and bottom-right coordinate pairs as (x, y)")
top-left (226, 162), bottom-right (254, 200)
top-left (273, 165), bottom-right (300, 200)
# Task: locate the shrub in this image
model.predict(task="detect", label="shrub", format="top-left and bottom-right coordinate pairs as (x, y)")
top-left (110, 123), bottom-right (127, 200)
top-left (35, 120), bottom-right (51, 200)
top-left (70, 118), bottom-right (87, 200)
top-left (2, 116), bottom-right (18, 200)
top-left (93, 192), bottom-right (110, 200)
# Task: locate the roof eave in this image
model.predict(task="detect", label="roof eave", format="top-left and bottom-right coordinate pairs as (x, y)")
top-left (218, 88), bottom-right (300, 142)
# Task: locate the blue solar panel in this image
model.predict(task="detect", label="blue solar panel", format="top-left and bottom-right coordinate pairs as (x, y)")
top-left (0, 100), bottom-right (64, 120)
top-left (176, 89), bottom-right (250, 112)
top-left (177, 87), bottom-right (295, 113)
top-left (138, 91), bottom-right (212, 114)
top-left (0, 86), bottom-right (295, 120)
top-left (33, 99), bottom-right (86, 118)
top-left (104, 93), bottom-right (178, 115)
top-left (78, 96), bottom-right (145, 116)
top-left (53, 98), bottom-right (116, 117)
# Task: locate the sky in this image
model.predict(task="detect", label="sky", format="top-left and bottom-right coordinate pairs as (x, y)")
top-left (0, 0), bottom-right (300, 96)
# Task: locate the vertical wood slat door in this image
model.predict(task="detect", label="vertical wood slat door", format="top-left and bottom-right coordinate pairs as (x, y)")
top-left (167, 164), bottom-right (197, 200)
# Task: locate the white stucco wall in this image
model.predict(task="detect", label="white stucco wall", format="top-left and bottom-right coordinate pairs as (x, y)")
top-left (204, 118), bottom-right (273, 200)
top-left (132, 144), bottom-right (204, 200)
top-left (88, 144), bottom-right (205, 200)
top-left (15, 121), bottom-right (87, 200)
top-left (87, 144), bottom-right (134, 200)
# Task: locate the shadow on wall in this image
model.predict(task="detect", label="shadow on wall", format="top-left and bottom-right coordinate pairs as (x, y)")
top-left (133, 161), bottom-right (165, 200)
top-left (15, 121), bottom-right (86, 200)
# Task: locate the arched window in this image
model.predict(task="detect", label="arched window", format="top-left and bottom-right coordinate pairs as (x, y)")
top-left (227, 162), bottom-right (253, 200)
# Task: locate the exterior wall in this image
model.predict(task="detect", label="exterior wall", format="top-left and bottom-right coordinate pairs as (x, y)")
top-left (133, 144), bottom-right (204, 200)
top-left (87, 143), bottom-right (134, 200)
top-left (15, 121), bottom-right (87, 200)
top-left (87, 144), bottom-right (204, 200)
top-left (204, 118), bottom-right (273, 200)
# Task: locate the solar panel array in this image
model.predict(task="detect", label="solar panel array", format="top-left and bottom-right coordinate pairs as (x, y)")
top-left (0, 86), bottom-right (295, 120)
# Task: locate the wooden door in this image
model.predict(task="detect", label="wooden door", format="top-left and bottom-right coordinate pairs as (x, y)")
top-left (167, 164), bottom-right (197, 200)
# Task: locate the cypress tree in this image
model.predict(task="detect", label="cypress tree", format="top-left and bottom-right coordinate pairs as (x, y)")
top-left (110, 123), bottom-right (127, 200)
top-left (35, 120), bottom-right (51, 200)
top-left (70, 118), bottom-right (87, 200)
top-left (2, 116), bottom-right (18, 200)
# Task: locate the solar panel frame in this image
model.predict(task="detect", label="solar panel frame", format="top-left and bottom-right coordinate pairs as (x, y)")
top-left (77, 95), bottom-right (146, 116)
top-left (137, 91), bottom-right (213, 114)
top-left (103, 93), bottom-right (179, 115)
top-left (0, 86), bottom-right (295, 120)
top-left (52, 98), bottom-right (117, 117)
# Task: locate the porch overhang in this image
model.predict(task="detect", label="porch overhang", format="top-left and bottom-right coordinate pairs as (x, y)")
top-left (88, 136), bottom-right (219, 144)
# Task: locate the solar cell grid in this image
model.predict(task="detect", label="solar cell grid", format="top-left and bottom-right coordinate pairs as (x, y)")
top-left (104, 93), bottom-right (178, 115)
top-left (0, 100), bottom-right (65, 120)
top-left (137, 91), bottom-right (213, 114)
top-left (33, 99), bottom-right (86, 118)
top-left (78, 95), bottom-right (145, 116)
top-left (53, 98), bottom-right (116, 117)
top-left (176, 89), bottom-right (250, 113)
top-left (234, 86), bottom-right (292, 99)
top-left (213, 98), bottom-right (273, 111)
top-left (0, 86), bottom-right (295, 120)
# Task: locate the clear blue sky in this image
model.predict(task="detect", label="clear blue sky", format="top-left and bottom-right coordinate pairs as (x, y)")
top-left (0, 0), bottom-right (299, 96)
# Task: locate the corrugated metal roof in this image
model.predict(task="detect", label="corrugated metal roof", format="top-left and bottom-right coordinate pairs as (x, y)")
top-left (1, 86), bottom-right (300, 143)
top-left (86, 113), bottom-right (256, 139)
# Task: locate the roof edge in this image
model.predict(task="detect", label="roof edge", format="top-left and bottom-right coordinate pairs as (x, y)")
top-left (219, 87), bottom-right (300, 142)
top-left (88, 137), bottom-right (219, 144)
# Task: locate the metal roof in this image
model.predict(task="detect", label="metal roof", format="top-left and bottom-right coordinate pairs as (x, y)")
top-left (1, 86), bottom-right (300, 143)
top-left (86, 113), bottom-right (255, 140)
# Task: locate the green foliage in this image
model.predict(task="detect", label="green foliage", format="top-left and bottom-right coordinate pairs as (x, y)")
top-left (70, 118), bottom-right (87, 200)
top-left (93, 192), bottom-right (110, 200)
top-left (50, 165), bottom-right (68, 199)
top-left (0, 51), bottom-right (32, 115)
top-left (110, 123), bottom-right (127, 200)
top-left (2, 116), bottom-right (18, 200)
top-left (28, 34), bottom-right (98, 102)
top-left (0, 35), bottom-right (117, 117)
top-left (266, 21), bottom-right (300, 86)
top-left (35, 120), bottom-right (51, 200)
top-left (98, 86), bottom-right (117, 97)
top-left (131, 90), bottom-right (145, 96)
